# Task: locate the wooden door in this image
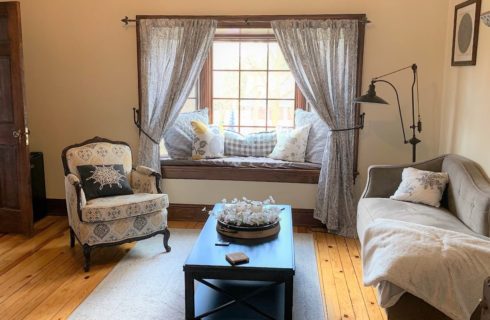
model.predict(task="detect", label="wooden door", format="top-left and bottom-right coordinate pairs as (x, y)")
top-left (0, 2), bottom-right (32, 235)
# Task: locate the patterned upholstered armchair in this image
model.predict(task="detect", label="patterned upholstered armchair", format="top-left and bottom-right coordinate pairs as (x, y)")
top-left (62, 137), bottom-right (170, 271)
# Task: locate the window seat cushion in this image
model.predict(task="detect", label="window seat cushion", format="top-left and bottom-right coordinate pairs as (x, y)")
top-left (161, 156), bottom-right (321, 170)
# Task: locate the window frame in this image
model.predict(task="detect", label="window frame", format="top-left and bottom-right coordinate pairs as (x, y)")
top-left (198, 36), bottom-right (306, 133)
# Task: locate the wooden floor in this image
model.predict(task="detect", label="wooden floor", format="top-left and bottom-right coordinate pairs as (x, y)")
top-left (0, 216), bottom-right (387, 320)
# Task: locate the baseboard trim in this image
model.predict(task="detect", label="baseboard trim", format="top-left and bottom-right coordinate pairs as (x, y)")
top-left (46, 199), bottom-right (323, 227)
top-left (167, 203), bottom-right (323, 227)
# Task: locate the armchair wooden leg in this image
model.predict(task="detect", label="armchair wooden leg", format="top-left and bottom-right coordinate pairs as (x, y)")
top-left (163, 228), bottom-right (171, 252)
top-left (83, 244), bottom-right (91, 272)
top-left (69, 228), bottom-right (75, 248)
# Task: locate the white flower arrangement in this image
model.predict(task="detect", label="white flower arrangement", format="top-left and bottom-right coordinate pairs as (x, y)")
top-left (209, 196), bottom-right (281, 227)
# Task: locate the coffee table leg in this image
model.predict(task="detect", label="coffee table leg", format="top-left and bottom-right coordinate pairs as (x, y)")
top-left (285, 277), bottom-right (293, 320)
top-left (185, 272), bottom-right (195, 320)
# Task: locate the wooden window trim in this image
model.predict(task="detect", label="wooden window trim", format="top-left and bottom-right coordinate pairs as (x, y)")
top-left (138, 14), bottom-right (366, 180)
top-left (161, 164), bottom-right (320, 184)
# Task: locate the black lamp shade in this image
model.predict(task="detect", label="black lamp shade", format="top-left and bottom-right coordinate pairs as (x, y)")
top-left (354, 83), bottom-right (389, 105)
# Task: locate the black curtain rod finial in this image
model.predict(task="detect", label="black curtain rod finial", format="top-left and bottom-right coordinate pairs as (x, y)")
top-left (121, 16), bottom-right (136, 25)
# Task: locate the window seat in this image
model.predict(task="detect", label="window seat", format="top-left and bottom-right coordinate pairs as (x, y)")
top-left (161, 156), bottom-right (320, 184)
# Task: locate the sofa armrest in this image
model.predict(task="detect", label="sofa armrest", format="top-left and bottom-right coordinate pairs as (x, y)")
top-left (361, 155), bottom-right (446, 199)
top-left (64, 174), bottom-right (87, 221)
top-left (131, 167), bottom-right (162, 194)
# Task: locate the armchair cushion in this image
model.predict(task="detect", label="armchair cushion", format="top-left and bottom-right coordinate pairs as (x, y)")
top-left (78, 164), bottom-right (133, 200)
top-left (65, 142), bottom-right (132, 178)
top-left (81, 193), bottom-right (169, 223)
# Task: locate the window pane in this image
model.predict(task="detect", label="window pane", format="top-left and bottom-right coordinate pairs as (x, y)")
top-left (213, 99), bottom-right (239, 127)
top-left (268, 71), bottom-right (295, 99)
top-left (213, 42), bottom-right (239, 70)
top-left (213, 71), bottom-right (239, 98)
top-left (240, 71), bottom-right (267, 98)
top-left (268, 100), bottom-right (295, 127)
top-left (241, 42), bottom-right (268, 70)
top-left (240, 99), bottom-right (266, 127)
top-left (181, 98), bottom-right (197, 113)
top-left (269, 43), bottom-right (290, 70)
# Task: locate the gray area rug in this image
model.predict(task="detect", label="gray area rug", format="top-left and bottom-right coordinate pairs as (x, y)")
top-left (69, 229), bottom-right (325, 320)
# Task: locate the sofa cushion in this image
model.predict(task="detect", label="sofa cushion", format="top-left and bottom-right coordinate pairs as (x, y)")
top-left (163, 108), bottom-right (209, 160)
top-left (224, 130), bottom-right (277, 157)
top-left (78, 164), bottom-right (133, 201)
top-left (81, 193), bottom-right (169, 223)
top-left (390, 167), bottom-right (449, 207)
top-left (295, 109), bottom-right (329, 164)
top-left (190, 120), bottom-right (224, 160)
top-left (357, 198), bottom-right (484, 241)
top-left (268, 125), bottom-right (311, 162)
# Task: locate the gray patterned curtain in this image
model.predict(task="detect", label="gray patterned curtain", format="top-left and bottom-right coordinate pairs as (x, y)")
top-left (137, 19), bottom-right (217, 171)
top-left (272, 20), bottom-right (359, 237)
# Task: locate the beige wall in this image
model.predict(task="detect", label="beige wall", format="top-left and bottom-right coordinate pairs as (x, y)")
top-left (13, 0), bottom-right (449, 204)
top-left (440, 0), bottom-right (490, 175)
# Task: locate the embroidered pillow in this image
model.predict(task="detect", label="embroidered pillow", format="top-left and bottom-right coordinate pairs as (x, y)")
top-left (224, 130), bottom-right (277, 157)
top-left (295, 109), bottom-right (329, 164)
top-left (163, 108), bottom-right (209, 159)
top-left (268, 125), bottom-right (311, 162)
top-left (390, 167), bottom-right (449, 207)
top-left (191, 120), bottom-right (224, 160)
top-left (77, 164), bottom-right (133, 201)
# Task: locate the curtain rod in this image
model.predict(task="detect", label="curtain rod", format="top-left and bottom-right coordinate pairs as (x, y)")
top-left (120, 16), bottom-right (371, 26)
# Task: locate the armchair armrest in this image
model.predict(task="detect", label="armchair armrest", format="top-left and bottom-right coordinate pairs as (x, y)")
top-left (135, 165), bottom-right (161, 177)
top-left (64, 174), bottom-right (87, 221)
top-left (361, 155), bottom-right (446, 199)
top-left (131, 166), bottom-right (162, 194)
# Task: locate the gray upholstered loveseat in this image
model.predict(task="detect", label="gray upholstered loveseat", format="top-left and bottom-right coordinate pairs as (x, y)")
top-left (357, 154), bottom-right (490, 320)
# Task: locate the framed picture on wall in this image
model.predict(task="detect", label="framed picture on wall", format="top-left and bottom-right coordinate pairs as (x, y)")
top-left (451, 0), bottom-right (482, 66)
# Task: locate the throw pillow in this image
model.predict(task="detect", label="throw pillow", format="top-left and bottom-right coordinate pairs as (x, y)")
top-left (77, 164), bottom-right (133, 201)
top-left (163, 108), bottom-right (209, 159)
top-left (295, 109), bottom-right (329, 164)
top-left (190, 120), bottom-right (224, 160)
top-left (390, 167), bottom-right (449, 207)
top-left (224, 130), bottom-right (277, 157)
top-left (268, 125), bottom-right (311, 162)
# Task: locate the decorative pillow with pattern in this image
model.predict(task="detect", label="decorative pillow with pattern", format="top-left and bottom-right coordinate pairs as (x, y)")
top-left (390, 167), bottom-right (449, 207)
top-left (295, 109), bottom-right (329, 164)
top-left (77, 164), bottom-right (133, 201)
top-left (224, 130), bottom-right (277, 157)
top-left (163, 108), bottom-right (209, 159)
top-left (190, 120), bottom-right (224, 160)
top-left (268, 125), bottom-right (311, 162)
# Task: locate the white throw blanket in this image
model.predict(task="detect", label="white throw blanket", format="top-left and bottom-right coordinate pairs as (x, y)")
top-left (362, 219), bottom-right (490, 320)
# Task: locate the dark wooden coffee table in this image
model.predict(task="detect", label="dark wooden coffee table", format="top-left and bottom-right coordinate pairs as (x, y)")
top-left (183, 204), bottom-right (295, 320)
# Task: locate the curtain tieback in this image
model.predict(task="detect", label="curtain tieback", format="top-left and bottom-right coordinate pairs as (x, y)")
top-left (133, 107), bottom-right (160, 145)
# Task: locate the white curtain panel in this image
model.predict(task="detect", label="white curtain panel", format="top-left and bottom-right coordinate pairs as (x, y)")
top-left (272, 20), bottom-right (359, 237)
top-left (137, 19), bottom-right (217, 171)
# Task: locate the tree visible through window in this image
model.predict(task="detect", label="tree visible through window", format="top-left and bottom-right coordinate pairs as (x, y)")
top-left (212, 41), bottom-right (296, 134)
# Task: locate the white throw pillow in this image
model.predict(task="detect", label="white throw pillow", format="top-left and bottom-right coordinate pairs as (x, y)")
top-left (295, 109), bottom-right (329, 164)
top-left (391, 167), bottom-right (449, 207)
top-left (268, 125), bottom-right (311, 162)
top-left (190, 120), bottom-right (224, 160)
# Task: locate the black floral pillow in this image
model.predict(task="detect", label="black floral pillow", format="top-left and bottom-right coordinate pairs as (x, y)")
top-left (77, 164), bottom-right (133, 201)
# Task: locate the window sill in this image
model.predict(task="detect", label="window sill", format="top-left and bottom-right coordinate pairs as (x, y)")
top-left (161, 163), bottom-right (320, 184)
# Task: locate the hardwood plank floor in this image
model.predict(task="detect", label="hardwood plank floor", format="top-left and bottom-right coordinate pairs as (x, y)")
top-left (0, 216), bottom-right (387, 319)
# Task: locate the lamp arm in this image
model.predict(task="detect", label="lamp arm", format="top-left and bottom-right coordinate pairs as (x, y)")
top-left (372, 79), bottom-right (408, 144)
